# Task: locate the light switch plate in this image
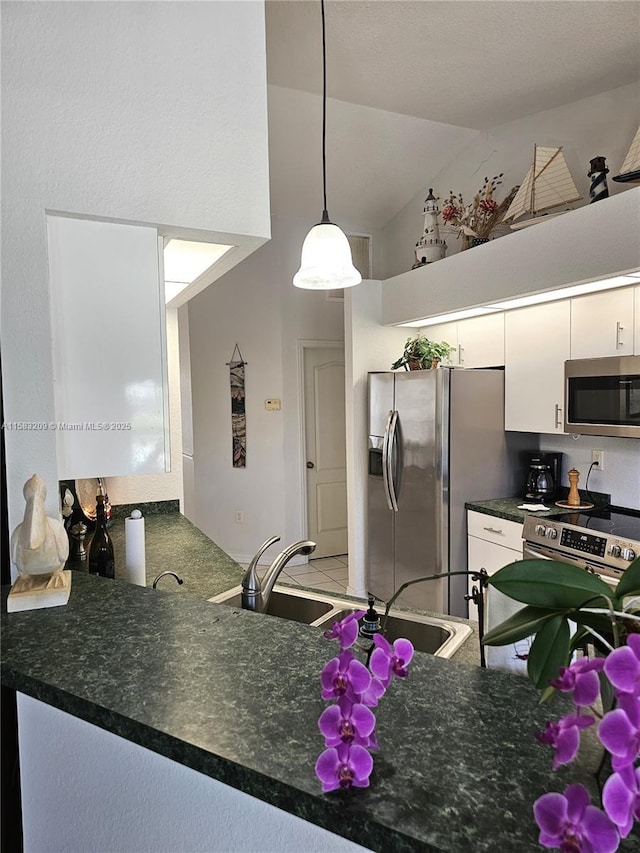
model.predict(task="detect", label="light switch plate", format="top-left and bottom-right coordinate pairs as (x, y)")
top-left (265, 398), bottom-right (281, 411)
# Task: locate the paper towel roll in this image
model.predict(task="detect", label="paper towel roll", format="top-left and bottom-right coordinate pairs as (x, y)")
top-left (125, 510), bottom-right (146, 586)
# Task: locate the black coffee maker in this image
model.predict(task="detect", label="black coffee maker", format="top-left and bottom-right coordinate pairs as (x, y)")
top-left (524, 452), bottom-right (563, 502)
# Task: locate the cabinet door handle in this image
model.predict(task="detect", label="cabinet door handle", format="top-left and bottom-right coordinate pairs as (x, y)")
top-left (616, 321), bottom-right (624, 350)
top-left (483, 526), bottom-right (504, 535)
top-left (458, 344), bottom-right (464, 364)
top-left (555, 404), bottom-right (562, 429)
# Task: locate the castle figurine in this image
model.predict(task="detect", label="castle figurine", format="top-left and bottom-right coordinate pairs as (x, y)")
top-left (412, 188), bottom-right (447, 269)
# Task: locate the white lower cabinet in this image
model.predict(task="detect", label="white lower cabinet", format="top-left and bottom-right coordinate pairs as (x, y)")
top-left (467, 510), bottom-right (527, 676)
top-left (504, 299), bottom-right (571, 434)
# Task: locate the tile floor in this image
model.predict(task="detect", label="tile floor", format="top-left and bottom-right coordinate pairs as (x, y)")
top-left (239, 555), bottom-right (349, 594)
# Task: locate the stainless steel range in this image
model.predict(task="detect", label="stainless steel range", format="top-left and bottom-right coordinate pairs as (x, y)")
top-left (523, 506), bottom-right (640, 582)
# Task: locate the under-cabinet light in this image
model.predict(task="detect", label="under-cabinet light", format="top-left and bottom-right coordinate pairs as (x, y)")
top-left (397, 272), bottom-right (640, 328)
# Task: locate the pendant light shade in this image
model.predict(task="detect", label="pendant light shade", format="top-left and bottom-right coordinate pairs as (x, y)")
top-left (293, 1), bottom-right (362, 291)
top-left (294, 214), bottom-right (362, 290)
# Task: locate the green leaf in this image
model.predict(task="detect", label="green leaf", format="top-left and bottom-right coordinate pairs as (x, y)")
top-left (482, 606), bottom-right (557, 647)
top-left (527, 615), bottom-right (571, 690)
top-left (488, 559), bottom-right (614, 609)
top-left (614, 556), bottom-right (640, 599)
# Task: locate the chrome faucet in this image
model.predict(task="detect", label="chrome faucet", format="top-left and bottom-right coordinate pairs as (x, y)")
top-left (241, 536), bottom-right (316, 613)
top-left (152, 571), bottom-right (184, 589)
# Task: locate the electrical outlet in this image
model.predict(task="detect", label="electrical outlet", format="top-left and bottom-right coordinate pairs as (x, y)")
top-left (235, 510), bottom-right (244, 524)
top-left (591, 450), bottom-right (604, 471)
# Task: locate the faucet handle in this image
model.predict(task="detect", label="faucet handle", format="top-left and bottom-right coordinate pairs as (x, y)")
top-left (242, 535), bottom-right (281, 593)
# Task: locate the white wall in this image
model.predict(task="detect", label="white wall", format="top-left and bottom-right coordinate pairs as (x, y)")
top-left (381, 82), bottom-right (640, 279)
top-left (186, 215), bottom-right (345, 563)
top-left (538, 435), bottom-right (640, 510)
top-left (344, 283), bottom-right (408, 596)
top-left (17, 693), bottom-right (366, 853)
top-left (1, 1), bottom-right (270, 532)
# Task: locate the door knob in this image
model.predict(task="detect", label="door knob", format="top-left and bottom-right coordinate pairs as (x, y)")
top-left (307, 461), bottom-right (315, 469)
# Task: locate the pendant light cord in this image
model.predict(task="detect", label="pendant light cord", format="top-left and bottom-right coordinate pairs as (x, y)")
top-left (321, 0), bottom-right (330, 223)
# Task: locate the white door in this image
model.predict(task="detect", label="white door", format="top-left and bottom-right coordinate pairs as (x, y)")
top-left (304, 347), bottom-right (348, 558)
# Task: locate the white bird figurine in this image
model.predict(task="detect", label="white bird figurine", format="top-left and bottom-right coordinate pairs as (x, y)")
top-left (10, 474), bottom-right (69, 589)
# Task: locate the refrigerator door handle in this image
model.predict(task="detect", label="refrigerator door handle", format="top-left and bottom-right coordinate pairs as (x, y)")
top-left (381, 410), bottom-right (394, 511)
top-left (387, 410), bottom-right (399, 512)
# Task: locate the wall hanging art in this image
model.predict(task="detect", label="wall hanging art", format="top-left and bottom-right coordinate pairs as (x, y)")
top-left (227, 344), bottom-right (247, 468)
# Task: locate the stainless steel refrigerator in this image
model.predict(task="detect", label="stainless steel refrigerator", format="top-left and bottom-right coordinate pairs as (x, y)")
top-left (368, 368), bottom-right (524, 617)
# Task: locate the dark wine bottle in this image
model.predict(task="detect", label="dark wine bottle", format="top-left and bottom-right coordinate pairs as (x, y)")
top-left (88, 487), bottom-right (115, 579)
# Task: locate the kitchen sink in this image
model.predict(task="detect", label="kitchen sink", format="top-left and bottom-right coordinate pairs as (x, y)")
top-left (207, 587), bottom-right (334, 624)
top-left (208, 585), bottom-right (472, 659)
top-left (315, 610), bottom-right (451, 656)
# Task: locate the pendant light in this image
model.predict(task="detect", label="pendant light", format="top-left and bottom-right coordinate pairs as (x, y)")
top-left (293, 0), bottom-right (362, 290)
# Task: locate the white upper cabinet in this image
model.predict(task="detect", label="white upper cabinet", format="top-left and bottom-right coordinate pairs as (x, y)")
top-left (421, 314), bottom-right (505, 367)
top-left (505, 299), bottom-right (571, 434)
top-left (420, 322), bottom-right (459, 365)
top-left (457, 313), bottom-right (505, 368)
top-left (47, 216), bottom-right (169, 479)
top-left (570, 286), bottom-right (636, 359)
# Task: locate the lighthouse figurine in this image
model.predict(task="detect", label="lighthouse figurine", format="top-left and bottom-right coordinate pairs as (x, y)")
top-left (413, 189), bottom-right (447, 268)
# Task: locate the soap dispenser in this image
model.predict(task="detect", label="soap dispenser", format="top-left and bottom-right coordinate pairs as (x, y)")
top-left (359, 595), bottom-right (382, 641)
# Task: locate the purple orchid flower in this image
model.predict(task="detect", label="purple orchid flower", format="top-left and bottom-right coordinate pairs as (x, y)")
top-left (551, 657), bottom-right (605, 707)
top-left (604, 636), bottom-right (640, 698)
top-left (536, 713), bottom-right (595, 770)
top-left (358, 673), bottom-right (387, 708)
top-left (534, 783), bottom-right (619, 853)
top-left (318, 697), bottom-right (377, 748)
top-left (598, 694), bottom-right (640, 771)
top-left (603, 764), bottom-right (640, 839)
top-left (323, 611), bottom-right (365, 650)
top-left (321, 650), bottom-right (371, 702)
top-left (315, 742), bottom-right (374, 792)
top-left (370, 633), bottom-right (414, 687)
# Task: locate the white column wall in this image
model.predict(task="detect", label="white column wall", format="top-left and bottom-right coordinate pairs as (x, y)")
top-left (344, 283), bottom-right (408, 596)
top-left (17, 693), bottom-right (367, 853)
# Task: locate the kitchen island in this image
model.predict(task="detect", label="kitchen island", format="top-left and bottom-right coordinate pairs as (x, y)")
top-left (3, 573), bottom-right (637, 852)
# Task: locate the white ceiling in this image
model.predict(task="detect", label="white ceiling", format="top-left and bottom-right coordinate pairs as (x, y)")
top-left (266, 0), bottom-right (640, 129)
top-left (264, 0), bottom-right (640, 230)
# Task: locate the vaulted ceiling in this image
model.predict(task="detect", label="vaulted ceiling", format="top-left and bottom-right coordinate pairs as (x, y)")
top-left (264, 0), bottom-right (640, 229)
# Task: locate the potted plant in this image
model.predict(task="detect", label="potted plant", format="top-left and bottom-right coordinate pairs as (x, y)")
top-left (391, 335), bottom-right (455, 371)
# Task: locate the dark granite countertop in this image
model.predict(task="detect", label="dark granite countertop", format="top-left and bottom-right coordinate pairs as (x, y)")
top-left (3, 573), bottom-right (638, 852)
top-left (466, 491), bottom-right (610, 526)
top-left (70, 508), bottom-right (246, 599)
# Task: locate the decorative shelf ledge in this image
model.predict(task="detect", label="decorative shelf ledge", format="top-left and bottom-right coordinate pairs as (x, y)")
top-left (381, 187), bottom-right (640, 326)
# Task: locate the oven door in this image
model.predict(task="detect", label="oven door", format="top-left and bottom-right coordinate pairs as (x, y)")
top-left (523, 541), bottom-right (619, 588)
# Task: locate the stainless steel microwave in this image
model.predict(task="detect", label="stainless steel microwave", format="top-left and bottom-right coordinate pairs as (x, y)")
top-left (565, 355), bottom-right (640, 438)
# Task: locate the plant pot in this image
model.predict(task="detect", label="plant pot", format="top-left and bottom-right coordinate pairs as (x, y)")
top-left (407, 358), bottom-right (440, 370)
top-left (471, 237), bottom-right (490, 248)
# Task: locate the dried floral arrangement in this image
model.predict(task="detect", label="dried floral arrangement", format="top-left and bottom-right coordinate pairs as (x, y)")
top-left (442, 174), bottom-right (519, 241)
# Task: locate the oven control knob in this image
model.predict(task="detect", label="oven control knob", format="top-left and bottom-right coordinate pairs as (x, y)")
top-left (545, 527), bottom-right (558, 539)
top-left (534, 524), bottom-right (546, 536)
top-left (621, 548), bottom-right (636, 562)
top-left (609, 545), bottom-right (622, 559)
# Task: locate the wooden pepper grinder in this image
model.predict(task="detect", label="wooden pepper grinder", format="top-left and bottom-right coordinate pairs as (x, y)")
top-left (566, 468), bottom-right (581, 506)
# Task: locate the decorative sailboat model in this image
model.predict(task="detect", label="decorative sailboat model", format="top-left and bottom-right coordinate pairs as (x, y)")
top-left (502, 145), bottom-right (582, 230)
top-left (612, 125), bottom-right (640, 183)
